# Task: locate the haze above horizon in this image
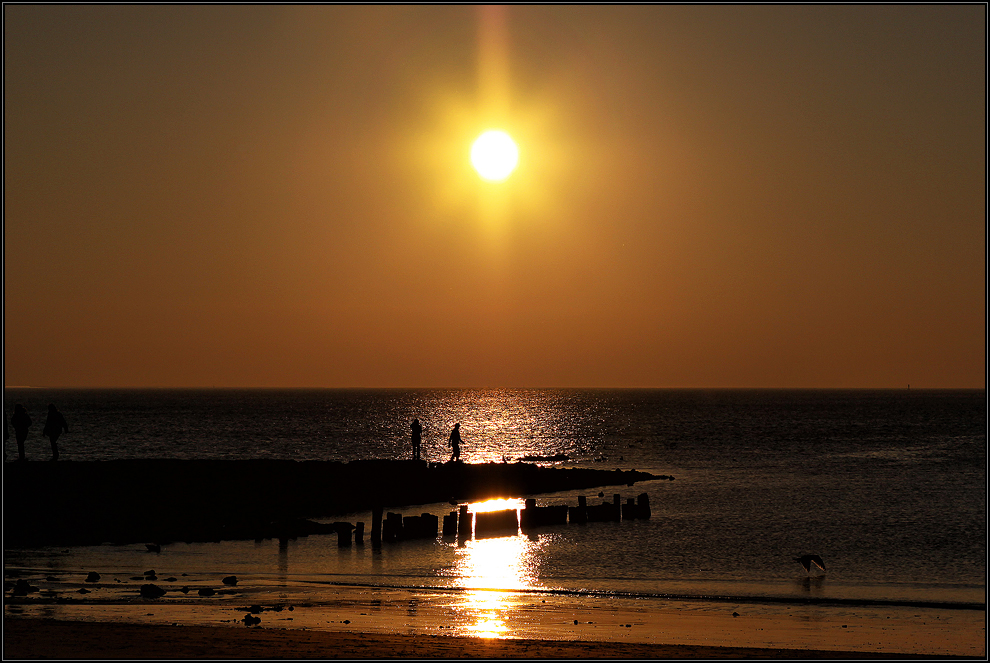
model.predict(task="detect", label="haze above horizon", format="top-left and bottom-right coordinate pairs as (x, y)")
top-left (4, 6), bottom-right (985, 389)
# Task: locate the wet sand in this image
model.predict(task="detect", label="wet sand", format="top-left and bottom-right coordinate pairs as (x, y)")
top-left (3, 618), bottom-right (957, 659)
top-left (5, 580), bottom-right (985, 659)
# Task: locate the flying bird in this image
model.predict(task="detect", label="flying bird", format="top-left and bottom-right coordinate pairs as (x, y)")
top-left (794, 554), bottom-right (826, 573)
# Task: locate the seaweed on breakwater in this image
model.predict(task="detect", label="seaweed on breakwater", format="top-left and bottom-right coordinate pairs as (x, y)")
top-left (3, 459), bottom-right (668, 546)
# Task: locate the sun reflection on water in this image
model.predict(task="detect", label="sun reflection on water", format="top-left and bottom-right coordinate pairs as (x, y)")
top-left (452, 499), bottom-right (540, 638)
top-left (470, 497), bottom-right (523, 514)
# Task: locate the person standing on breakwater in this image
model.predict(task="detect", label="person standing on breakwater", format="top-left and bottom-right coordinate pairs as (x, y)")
top-left (42, 404), bottom-right (68, 461)
top-left (448, 423), bottom-right (462, 463)
top-left (11, 405), bottom-right (31, 462)
top-left (411, 418), bottom-right (422, 461)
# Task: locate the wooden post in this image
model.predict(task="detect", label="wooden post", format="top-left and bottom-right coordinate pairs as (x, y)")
top-left (442, 511), bottom-right (458, 536)
top-left (423, 513), bottom-right (439, 539)
top-left (335, 522), bottom-right (353, 547)
top-left (570, 496), bottom-right (588, 524)
top-left (522, 498), bottom-right (536, 529)
top-left (637, 492), bottom-right (651, 519)
top-left (354, 521), bottom-right (365, 544)
top-left (386, 512), bottom-right (403, 542)
top-left (475, 509), bottom-right (518, 538)
top-left (458, 504), bottom-right (472, 539)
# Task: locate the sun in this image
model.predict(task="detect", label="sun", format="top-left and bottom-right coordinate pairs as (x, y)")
top-left (471, 130), bottom-right (519, 181)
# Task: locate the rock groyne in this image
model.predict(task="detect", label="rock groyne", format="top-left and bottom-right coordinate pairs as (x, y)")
top-left (3, 459), bottom-right (667, 546)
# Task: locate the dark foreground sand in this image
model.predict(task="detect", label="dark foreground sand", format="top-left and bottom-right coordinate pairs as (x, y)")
top-left (3, 618), bottom-right (960, 659)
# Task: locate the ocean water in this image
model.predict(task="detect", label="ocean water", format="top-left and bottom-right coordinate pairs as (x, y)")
top-left (4, 388), bottom-right (986, 628)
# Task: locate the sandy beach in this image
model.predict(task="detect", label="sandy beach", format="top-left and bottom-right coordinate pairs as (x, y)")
top-left (4, 578), bottom-right (985, 659)
top-left (3, 618), bottom-right (963, 659)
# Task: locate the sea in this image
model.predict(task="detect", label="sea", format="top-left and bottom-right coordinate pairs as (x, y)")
top-left (3, 388), bottom-right (986, 647)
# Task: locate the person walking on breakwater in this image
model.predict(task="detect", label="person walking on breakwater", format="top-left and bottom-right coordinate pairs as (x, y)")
top-left (411, 418), bottom-right (422, 461)
top-left (42, 404), bottom-right (68, 461)
top-left (448, 423), bottom-right (462, 463)
top-left (11, 405), bottom-right (31, 461)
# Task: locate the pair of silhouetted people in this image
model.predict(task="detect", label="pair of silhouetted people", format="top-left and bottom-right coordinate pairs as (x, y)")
top-left (10, 403), bottom-right (67, 461)
top-left (408, 419), bottom-right (463, 463)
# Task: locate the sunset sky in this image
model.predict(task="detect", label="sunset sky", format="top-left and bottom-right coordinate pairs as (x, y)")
top-left (4, 5), bottom-right (985, 388)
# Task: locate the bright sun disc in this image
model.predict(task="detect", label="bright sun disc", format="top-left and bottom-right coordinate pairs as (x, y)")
top-left (471, 130), bottom-right (518, 181)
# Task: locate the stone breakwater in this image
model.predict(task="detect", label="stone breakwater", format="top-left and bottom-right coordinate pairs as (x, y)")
top-left (3, 459), bottom-right (669, 546)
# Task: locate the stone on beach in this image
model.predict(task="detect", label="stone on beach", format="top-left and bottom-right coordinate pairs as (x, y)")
top-left (85, 572), bottom-right (100, 583)
top-left (140, 584), bottom-right (166, 599)
top-left (12, 579), bottom-right (38, 596)
top-left (222, 575), bottom-right (237, 586)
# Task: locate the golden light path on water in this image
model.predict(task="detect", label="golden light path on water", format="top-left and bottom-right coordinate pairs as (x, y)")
top-left (453, 498), bottom-right (537, 638)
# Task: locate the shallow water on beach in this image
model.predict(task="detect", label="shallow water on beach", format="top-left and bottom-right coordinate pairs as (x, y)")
top-left (4, 389), bottom-right (986, 652)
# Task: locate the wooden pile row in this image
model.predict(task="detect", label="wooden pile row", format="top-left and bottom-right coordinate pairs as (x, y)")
top-left (330, 492), bottom-right (652, 546)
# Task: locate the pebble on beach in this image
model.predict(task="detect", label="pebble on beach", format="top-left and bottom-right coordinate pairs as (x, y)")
top-left (140, 584), bottom-right (166, 599)
top-left (198, 587), bottom-right (216, 597)
top-left (12, 579), bottom-right (39, 596)
top-left (85, 572), bottom-right (100, 583)
top-left (222, 575), bottom-right (237, 586)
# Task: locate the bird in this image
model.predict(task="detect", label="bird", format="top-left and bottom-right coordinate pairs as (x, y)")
top-left (794, 554), bottom-right (826, 573)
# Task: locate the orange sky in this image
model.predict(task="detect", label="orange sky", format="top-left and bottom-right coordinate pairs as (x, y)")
top-left (4, 6), bottom-right (986, 388)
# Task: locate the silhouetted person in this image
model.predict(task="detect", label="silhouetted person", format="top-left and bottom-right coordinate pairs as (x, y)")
top-left (11, 405), bottom-right (31, 461)
top-left (410, 418), bottom-right (422, 461)
top-left (448, 423), bottom-right (462, 463)
top-left (42, 404), bottom-right (68, 461)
